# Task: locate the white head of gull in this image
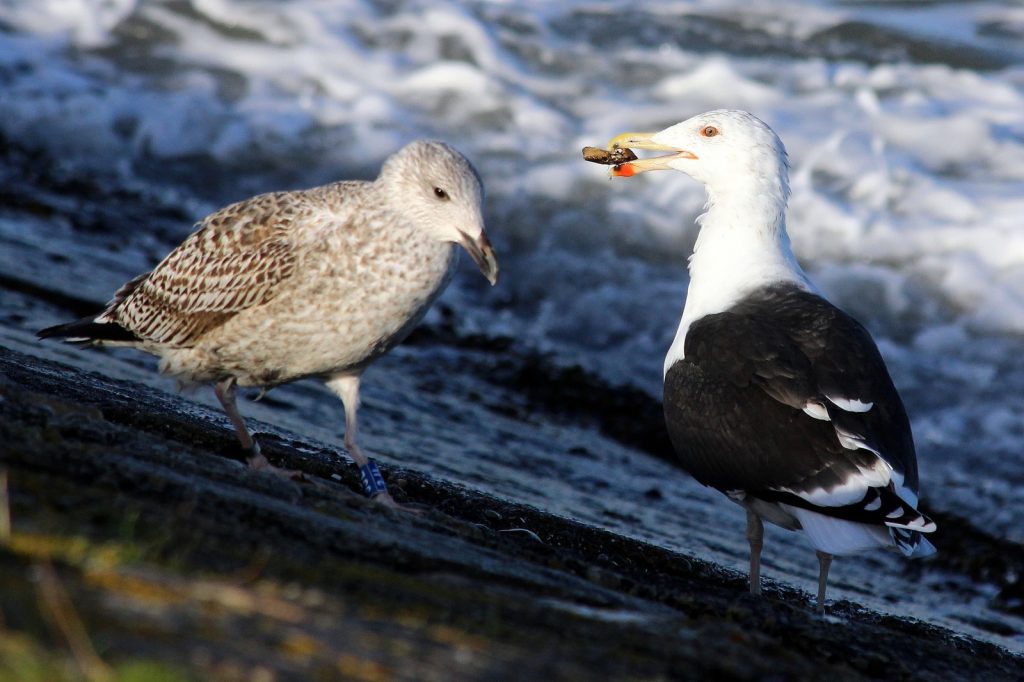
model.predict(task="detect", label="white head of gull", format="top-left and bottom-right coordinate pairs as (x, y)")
top-left (599, 110), bottom-right (936, 614)
top-left (40, 140), bottom-right (498, 509)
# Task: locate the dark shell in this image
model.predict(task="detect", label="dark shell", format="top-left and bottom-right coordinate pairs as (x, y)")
top-left (582, 146), bottom-right (638, 165)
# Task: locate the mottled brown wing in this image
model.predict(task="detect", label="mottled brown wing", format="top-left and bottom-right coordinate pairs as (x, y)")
top-left (105, 191), bottom-right (304, 347)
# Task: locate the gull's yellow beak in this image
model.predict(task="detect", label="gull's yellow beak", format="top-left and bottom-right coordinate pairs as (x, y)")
top-left (605, 132), bottom-right (697, 177)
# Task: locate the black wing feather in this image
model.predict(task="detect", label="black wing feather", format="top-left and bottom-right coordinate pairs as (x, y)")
top-left (664, 284), bottom-right (920, 505)
top-left (38, 318), bottom-right (140, 344)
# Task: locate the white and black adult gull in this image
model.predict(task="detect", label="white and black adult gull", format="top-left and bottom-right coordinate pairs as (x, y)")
top-left (40, 140), bottom-right (499, 507)
top-left (590, 110), bottom-right (936, 613)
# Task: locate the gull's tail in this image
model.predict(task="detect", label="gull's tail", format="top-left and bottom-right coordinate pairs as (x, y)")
top-left (38, 317), bottom-right (139, 345)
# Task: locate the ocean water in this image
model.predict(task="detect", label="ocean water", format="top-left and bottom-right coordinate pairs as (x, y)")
top-left (1, 0), bottom-right (1023, 652)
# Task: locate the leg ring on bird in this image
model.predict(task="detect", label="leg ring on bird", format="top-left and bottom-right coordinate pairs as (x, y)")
top-left (359, 460), bottom-right (388, 498)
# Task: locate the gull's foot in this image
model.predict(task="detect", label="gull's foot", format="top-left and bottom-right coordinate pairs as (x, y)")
top-left (371, 490), bottom-right (426, 516)
top-left (245, 442), bottom-right (308, 482)
top-left (358, 459), bottom-right (424, 514)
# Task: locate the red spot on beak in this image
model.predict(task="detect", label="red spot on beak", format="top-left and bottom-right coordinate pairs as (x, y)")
top-left (611, 162), bottom-right (636, 177)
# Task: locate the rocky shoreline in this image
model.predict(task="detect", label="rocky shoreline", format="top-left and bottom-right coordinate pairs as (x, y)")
top-left (1, 344), bottom-right (1021, 681)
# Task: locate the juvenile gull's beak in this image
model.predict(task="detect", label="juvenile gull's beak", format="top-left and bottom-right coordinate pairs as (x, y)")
top-left (605, 131), bottom-right (697, 177)
top-left (459, 230), bottom-right (499, 286)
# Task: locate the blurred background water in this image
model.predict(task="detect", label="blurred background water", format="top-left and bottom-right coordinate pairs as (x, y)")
top-left (1, 0), bottom-right (1022, 652)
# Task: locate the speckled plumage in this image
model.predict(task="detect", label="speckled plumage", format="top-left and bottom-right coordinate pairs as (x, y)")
top-left (115, 180), bottom-right (459, 386)
top-left (40, 140), bottom-right (499, 503)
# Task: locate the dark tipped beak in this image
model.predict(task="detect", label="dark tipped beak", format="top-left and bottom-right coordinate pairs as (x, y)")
top-left (459, 230), bottom-right (499, 286)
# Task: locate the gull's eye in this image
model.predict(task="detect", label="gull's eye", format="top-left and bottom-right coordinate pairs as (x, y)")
top-left (433, 187), bottom-right (450, 200)
top-left (701, 126), bottom-right (719, 138)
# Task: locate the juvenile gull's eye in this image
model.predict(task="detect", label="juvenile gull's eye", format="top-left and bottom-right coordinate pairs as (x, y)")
top-left (701, 126), bottom-right (719, 138)
top-left (433, 187), bottom-right (449, 200)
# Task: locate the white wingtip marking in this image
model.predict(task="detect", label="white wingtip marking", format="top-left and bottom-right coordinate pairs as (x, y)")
top-left (903, 517), bottom-right (937, 533)
top-left (779, 459), bottom-right (892, 507)
top-left (802, 402), bottom-right (830, 420)
top-left (827, 395), bottom-right (874, 413)
top-left (834, 425), bottom-right (882, 455)
top-left (885, 515), bottom-right (937, 533)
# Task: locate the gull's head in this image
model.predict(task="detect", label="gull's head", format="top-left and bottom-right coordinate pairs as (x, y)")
top-left (380, 140), bottom-right (499, 285)
top-left (607, 109), bottom-right (789, 198)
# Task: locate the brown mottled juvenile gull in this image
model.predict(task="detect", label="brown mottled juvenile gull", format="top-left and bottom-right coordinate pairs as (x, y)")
top-left (39, 140), bottom-right (499, 506)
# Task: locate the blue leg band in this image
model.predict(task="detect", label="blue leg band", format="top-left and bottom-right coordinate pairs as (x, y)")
top-left (359, 460), bottom-right (388, 498)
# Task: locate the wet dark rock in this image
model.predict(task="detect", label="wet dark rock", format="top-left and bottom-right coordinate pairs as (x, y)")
top-left (0, 345), bottom-right (1021, 680)
top-left (411, 325), bottom-right (1024, 613)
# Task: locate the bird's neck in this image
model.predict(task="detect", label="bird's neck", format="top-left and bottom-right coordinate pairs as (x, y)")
top-left (663, 184), bottom-right (813, 376)
top-left (691, 184), bottom-right (800, 278)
